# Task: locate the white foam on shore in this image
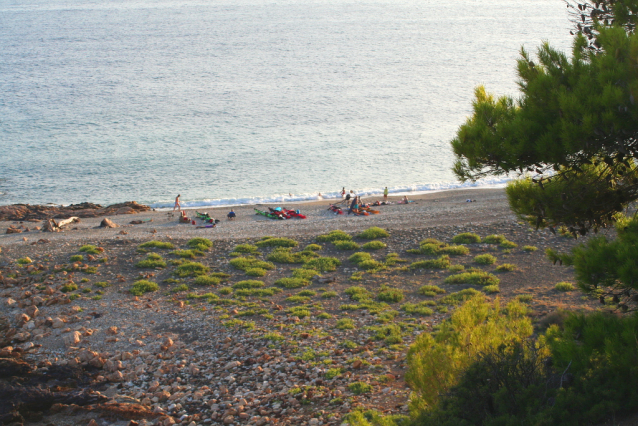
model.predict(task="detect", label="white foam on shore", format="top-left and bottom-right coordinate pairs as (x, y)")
top-left (150, 177), bottom-right (510, 210)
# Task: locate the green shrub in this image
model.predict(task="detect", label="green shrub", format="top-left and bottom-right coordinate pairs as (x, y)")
top-left (452, 233), bottom-right (481, 244)
top-left (345, 286), bottom-right (373, 301)
top-left (172, 284), bottom-right (189, 293)
top-left (61, 283), bottom-right (78, 293)
top-left (233, 280), bottom-right (265, 289)
top-left (218, 287), bottom-right (233, 295)
top-left (358, 259), bottom-right (385, 271)
top-left (348, 382), bottom-right (373, 395)
top-left (263, 332), bottom-right (284, 341)
top-left (483, 285), bottom-right (500, 294)
top-left (187, 237), bottom-right (213, 251)
top-left (325, 367), bottom-right (344, 380)
top-left (79, 244), bottom-right (101, 254)
top-left (286, 295), bottom-right (311, 304)
top-left (70, 254), bottom-right (84, 262)
top-left (401, 302), bottom-right (434, 316)
top-left (234, 288), bottom-right (280, 297)
top-left (410, 255), bottom-right (451, 270)
top-left (517, 294), bottom-right (533, 303)
top-left (16, 257), bottom-right (33, 264)
top-left (473, 254), bottom-right (497, 265)
top-left (68, 294), bottom-right (80, 301)
top-left (349, 252), bottom-right (373, 265)
top-left (297, 290), bottom-right (317, 297)
top-left (255, 237), bottom-right (298, 248)
top-left (94, 281), bottom-right (109, 288)
top-left (233, 244), bottom-right (259, 254)
top-left (499, 240), bottom-right (518, 249)
top-left (439, 245), bottom-right (470, 256)
top-left (362, 241), bottom-right (387, 250)
top-left (130, 280), bottom-right (159, 296)
top-left (447, 264), bottom-right (465, 272)
top-left (275, 278), bottom-right (309, 289)
top-left (496, 263), bottom-right (517, 272)
top-left (321, 291), bottom-right (338, 298)
top-left (135, 253), bottom-right (167, 268)
top-left (357, 227), bottom-right (389, 239)
top-left (377, 288), bottom-right (404, 303)
top-left (302, 257), bottom-right (341, 272)
top-left (193, 275), bottom-right (221, 286)
top-left (292, 268), bottom-right (318, 280)
top-left (405, 295), bottom-right (532, 410)
top-left (555, 281), bottom-right (575, 291)
top-left (286, 306), bottom-right (311, 318)
top-left (305, 243), bottom-right (322, 251)
top-left (419, 284), bottom-right (446, 296)
top-left (245, 267), bottom-right (267, 277)
top-left (370, 324), bottom-right (403, 344)
top-left (483, 234), bottom-right (506, 244)
top-left (438, 288), bottom-right (482, 305)
top-left (408, 242), bottom-right (443, 255)
top-left (174, 261), bottom-right (209, 277)
top-left (230, 256), bottom-right (275, 271)
top-left (316, 230), bottom-right (352, 242)
top-left (522, 245), bottom-right (538, 252)
top-left (444, 271), bottom-right (500, 286)
top-left (138, 240), bottom-right (175, 250)
top-left (333, 240), bottom-right (360, 250)
top-left (336, 318), bottom-right (356, 330)
top-left (171, 249), bottom-right (202, 259)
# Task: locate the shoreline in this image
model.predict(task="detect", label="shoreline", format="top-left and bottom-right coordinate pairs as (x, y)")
top-left (0, 188), bottom-right (513, 246)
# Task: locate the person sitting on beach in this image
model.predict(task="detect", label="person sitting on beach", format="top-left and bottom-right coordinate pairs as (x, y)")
top-left (227, 210), bottom-right (236, 220)
top-left (173, 194), bottom-right (181, 212)
top-left (348, 197), bottom-right (359, 215)
top-left (402, 195), bottom-right (410, 204)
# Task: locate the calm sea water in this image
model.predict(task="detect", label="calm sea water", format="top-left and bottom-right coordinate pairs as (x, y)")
top-left (0, 0), bottom-right (571, 208)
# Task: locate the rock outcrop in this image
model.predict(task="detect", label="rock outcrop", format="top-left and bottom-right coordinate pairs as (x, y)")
top-left (0, 201), bottom-right (150, 221)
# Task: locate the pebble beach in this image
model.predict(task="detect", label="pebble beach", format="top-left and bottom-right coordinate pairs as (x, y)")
top-left (0, 187), bottom-right (600, 426)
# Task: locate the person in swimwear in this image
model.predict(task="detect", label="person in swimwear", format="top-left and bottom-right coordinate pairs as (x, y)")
top-left (173, 194), bottom-right (181, 212)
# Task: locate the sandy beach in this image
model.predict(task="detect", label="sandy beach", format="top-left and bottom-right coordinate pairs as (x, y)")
top-left (0, 187), bottom-right (600, 426)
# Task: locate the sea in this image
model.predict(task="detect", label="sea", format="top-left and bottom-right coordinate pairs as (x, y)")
top-left (0, 0), bottom-right (572, 209)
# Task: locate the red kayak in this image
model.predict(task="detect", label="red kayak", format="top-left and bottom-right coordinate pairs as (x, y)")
top-left (284, 209), bottom-right (306, 219)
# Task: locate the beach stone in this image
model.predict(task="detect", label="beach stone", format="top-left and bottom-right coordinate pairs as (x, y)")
top-left (106, 326), bottom-right (118, 335)
top-left (5, 298), bottom-right (16, 307)
top-left (52, 317), bottom-right (66, 329)
top-left (63, 331), bottom-right (81, 346)
top-left (100, 218), bottom-right (118, 228)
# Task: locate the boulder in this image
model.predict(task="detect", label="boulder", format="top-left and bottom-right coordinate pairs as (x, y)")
top-left (100, 218), bottom-right (118, 228)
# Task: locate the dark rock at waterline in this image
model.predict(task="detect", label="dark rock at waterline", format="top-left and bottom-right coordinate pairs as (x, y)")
top-left (0, 201), bottom-right (150, 221)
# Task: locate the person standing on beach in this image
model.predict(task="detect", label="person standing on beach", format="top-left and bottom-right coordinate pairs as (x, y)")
top-left (173, 194), bottom-right (181, 212)
top-left (383, 187), bottom-right (388, 201)
top-left (341, 187), bottom-right (346, 199)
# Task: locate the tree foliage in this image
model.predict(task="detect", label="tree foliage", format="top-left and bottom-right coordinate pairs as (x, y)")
top-left (451, 3), bottom-right (638, 234)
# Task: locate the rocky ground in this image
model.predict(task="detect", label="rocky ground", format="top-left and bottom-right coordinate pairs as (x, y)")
top-left (0, 189), bottom-right (606, 426)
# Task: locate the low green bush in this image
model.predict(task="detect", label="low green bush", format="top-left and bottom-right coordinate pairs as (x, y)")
top-left (377, 288), bottom-right (404, 303)
top-left (245, 267), bottom-right (267, 277)
top-left (345, 286), bottom-right (373, 301)
top-left (334, 240), bottom-right (360, 250)
top-left (483, 285), bottom-right (500, 294)
top-left (94, 281), bottom-right (109, 288)
top-left (275, 278), bottom-right (309, 289)
top-left (70, 254), bottom-right (84, 262)
top-left (473, 254), bottom-right (497, 265)
top-left (349, 252), bottom-right (373, 265)
top-left (362, 241), bottom-right (387, 250)
top-left (286, 295), bottom-right (311, 304)
top-left (234, 288), bottom-right (280, 297)
top-left (218, 287), bottom-right (233, 295)
top-left (61, 283), bottom-right (78, 293)
top-left (447, 264), bottom-right (465, 272)
top-left (358, 259), bottom-right (385, 271)
top-left (555, 281), bottom-right (575, 291)
top-left (316, 230), bottom-right (352, 242)
top-left (440, 245), bottom-right (470, 256)
top-left (79, 244), bottom-right (102, 254)
top-left (172, 284), bottom-right (189, 293)
top-left (496, 263), bottom-right (517, 272)
top-left (232, 280), bottom-right (265, 289)
top-left (135, 253), bottom-right (167, 269)
top-left (193, 275), bottom-right (221, 286)
top-left (321, 291), bottom-right (338, 298)
top-left (500, 240), bottom-right (518, 249)
top-left (438, 288), bottom-right (482, 305)
top-left (336, 318), bottom-right (356, 330)
top-left (419, 284), bottom-right (446, 296)
top-left (292, 268), bottom-right (319, 280)
top-left (522, 245), bottom-right (538, 252)
top-left (483, 234), bottom-right (507, 244)
top-left (357, 227), bottom-right (389, 239)
top-left (187, 237), bottom-right (213, 251)
top-left (233, 244), bottom-right (260, 254)
top-left (174, 261), bottom-right (209, 277)
top-left (297, 289), bottom-right (317, 297)
top-left (170, 249), bottom-right (202, 259)
top-left (444, 271), bottom-right (500, 286)
top-left (255, 237), bottom-right (298, 248)
top-left (305, 243), bottom-right (322, 251)
top-left (451, 233), bottom-right (481, 244)
top-left (302, 257), bottom-right (341, 272)
top-left (138, 240), bottom-right (175, 250)
top-left (130, 280), bottom-right (159, 296)
top-left (401, 302), bottom-right (435, 316)
top-left (348, 382), bottom-right (373, 395)
top-left (410, 255), bottom-right (451, 269)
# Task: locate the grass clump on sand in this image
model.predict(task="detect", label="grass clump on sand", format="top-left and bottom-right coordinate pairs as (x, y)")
top-left (286, 306), bottom-right (311, 318)
top-left (229, 256), bottom-right (275, 272)
top-left (496, 263), bottom-right (517, 272)
top-left (321, 291), bottom-right (338, 298)
top-left (232, 280), bottom-right (265, 289)
top-left (234, 288), bottom-right (280, 297)
top-left (255, 237), bottom-right (298, 248)
top-left (336, 318), bottom-right (356, 330)
top-left (440, 245), bottom-right (470, 256)
top-left (171, 249), bottom-right (203, 259)
top-left (333, 240), bottom-right (360, 250)
top-left (408, 239), bottom-right (469, 256)
top-left (292, 268), bottom-right (319, 281)
top-left (474, 254), bottom-right (497, 265)
top-left (410, 255), bottom-right (451, 270)
top-left (193, 275), bottom-right (221, 286)
top-left (174, 261), bottom-right (209, 277)
top-left (451, 233), bottom-right (481, 244)
top-left (358, 259), bottom-right (386, 272)
top-left (79, 244), bottom-right (102, 254)
top-left (555, 281), bottom-right (575, 291)
top-left (438, 288), bottom-right (482, 305)
top-left (94, 281), bottom-right (110, 288)
top-left (135, 253), bottom-right (167, 269)
top-left (297, 289), bottom-right (317, 297)
top-left (187, 237), bottom-right (213, 251)
top-left (130, 280), bottom-right (159, 296)
top-left (419, 284), bottom-right (446, 297)
top-left (345, 286), bottom-right (373, 301)
top-left (483, 234), bottom-right (507, 244)
top-left (245, 267), bottom-right (267, 277)
top-left (401, 301), bottom-right (435, 316)
top-left (305, 243), bottom-right (322, 251)
top-left (61, 283), bottom-right (78, 293)
top-left (138, 240), bottom-right (175, 250)
top-left (483, 285), bottom-right (500, 294)
top-left (233, 244), bottom-right (260, 254)
top-left (275, 278), bottom-right (309, 289)
top-left (377, 287), bottom-right (404, 303)
top-left (362, 241), bottom-right (387, 250)
top-left (523, 245), bottom-right (538, 252)
top-left (445, 271), bottom-right (500, 286)
top-left (16, 257), bottom-right (33, 265)
top-left (500, 240), bottom-right (518, 249)
top-left (70, 254), bottom-right (84, 262)
top-left (267, 248), bottom-right (317, 264)
top-left (349, 252), bottom-right (372, 265)
top-left (302, 257), bottom-right (341, 273)
top-left (316, 230), bottom-right (352, 243)
top-left (348, 382), bottom-right (373, 395)
top-left (286, 295), bottom-right (311, 304)
top-left (357, 226), bottom-right (390, 239)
